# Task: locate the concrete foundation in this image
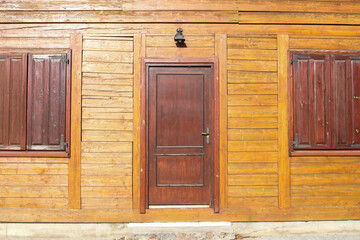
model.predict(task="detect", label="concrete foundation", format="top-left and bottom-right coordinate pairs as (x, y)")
top-left (0, 221), bottom-right (359, 239)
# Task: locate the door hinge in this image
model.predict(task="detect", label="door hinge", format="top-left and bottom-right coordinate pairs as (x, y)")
top-left (290, 59), bottom-right (294, 65)
top-left (290, 133), bottom-right (299, 149)
top-left (66, 59), bottom-right (70, 64)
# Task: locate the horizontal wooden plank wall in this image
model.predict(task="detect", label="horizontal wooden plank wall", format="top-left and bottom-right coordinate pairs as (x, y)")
top-left (227, 35), bottom-right (279, 209)
top-left (81, 36), bottom-right (133, 209)
top-left (0, 36), bottom-right (70, 209)
top-left (289, 36), bottom-right (360, 209)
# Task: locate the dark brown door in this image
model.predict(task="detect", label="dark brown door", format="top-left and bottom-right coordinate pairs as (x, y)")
top-left (147, 65), bottom-right (213, 205)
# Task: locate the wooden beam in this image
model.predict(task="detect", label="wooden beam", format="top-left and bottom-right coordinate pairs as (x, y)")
top-left (239, 12), bottom-right (360, 25)
top-left (69, 33), bottom-right (82, 209)
top-left (0, 11), bottom-right (238, 23)
top-left (277, 34), bottom-right (290, 209)
top-left (133, 34), bottom-right (145, 210)
top-left (215, 34), bottom-right (228, 210)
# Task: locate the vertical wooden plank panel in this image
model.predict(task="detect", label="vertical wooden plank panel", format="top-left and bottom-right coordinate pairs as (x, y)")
top-left (277, 34), bottom-right (290, 208)
top-left (69, 34), bottom-right (82, 209)
top-left (133, 34), bottom-right (145, 210)
top-left (215, 34), bottom-right (228, 209)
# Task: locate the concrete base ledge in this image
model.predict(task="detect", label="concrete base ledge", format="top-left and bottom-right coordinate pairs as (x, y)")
top-left (0, 221), bottom-right (360, 239)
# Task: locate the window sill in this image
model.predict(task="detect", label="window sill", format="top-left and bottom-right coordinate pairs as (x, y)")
top-left (290, 150), bottom-right (360, 157)
top-left (0, 151), bottom-right (69, 158)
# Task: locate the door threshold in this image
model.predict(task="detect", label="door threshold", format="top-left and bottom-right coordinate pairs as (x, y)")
top-left (149, 205), bottom-right (210, 209)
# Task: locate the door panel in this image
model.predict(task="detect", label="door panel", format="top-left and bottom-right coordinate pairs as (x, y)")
top-left (148, 65), bottom-right (213, 205)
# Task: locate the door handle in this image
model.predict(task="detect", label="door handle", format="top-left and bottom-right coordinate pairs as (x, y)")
top-left (202, 127), bottom-right (210, 144)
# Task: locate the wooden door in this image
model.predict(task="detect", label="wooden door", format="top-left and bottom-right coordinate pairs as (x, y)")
top-left (147, 64), bottom-right (214, 206)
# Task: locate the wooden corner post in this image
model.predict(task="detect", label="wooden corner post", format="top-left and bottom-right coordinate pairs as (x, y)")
top-left (69, 33), bottom-right (82, 209)
top-left (277, 34), bottom-right (290, 208)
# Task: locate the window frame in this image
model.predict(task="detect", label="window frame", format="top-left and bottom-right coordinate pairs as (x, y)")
top-left (0, 49), bottom-right (71, 158)
top-left (289, 50), bottom-right (360, 156)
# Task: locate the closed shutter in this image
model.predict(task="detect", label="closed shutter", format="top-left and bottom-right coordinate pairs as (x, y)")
top-left (292, 54), bottom-right (331, 150)
top-left (332, 56), bottom-right (360, 149)
top-left (0, 54), bottom-right (27, 150)
top-left (27, 53), bottom-right (68, 150)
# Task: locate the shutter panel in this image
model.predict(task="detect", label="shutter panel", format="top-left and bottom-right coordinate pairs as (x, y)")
top-left (292, 55), bottom-right (330, 150)
top-left (27, 53), bottom-right (68, 151)
top-left (0, 54), bottom-right (27, 150)
top-left (331, 56), bottom-right (360, 149)
top-left (351, 58), bottom-right (360, 146)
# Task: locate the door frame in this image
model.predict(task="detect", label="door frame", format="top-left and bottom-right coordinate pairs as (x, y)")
top-left (140, 58), bottom-right (219, 213)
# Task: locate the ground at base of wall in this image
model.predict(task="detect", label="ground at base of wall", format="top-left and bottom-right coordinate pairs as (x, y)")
top-left (1, 221), bottom-right (360, 239)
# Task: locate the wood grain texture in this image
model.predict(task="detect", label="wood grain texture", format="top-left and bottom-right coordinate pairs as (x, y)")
top-left (216, 34), bottom-right (228, 209)
top-left (69, 34), bottom-right (82, 209)
top-left (277, 34), bottom-right (290, 208)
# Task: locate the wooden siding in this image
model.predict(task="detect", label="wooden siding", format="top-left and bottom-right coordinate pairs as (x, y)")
top-left (227, 35), bottom-right (279, 209)
top-left (81, 36), bottom-right (133, 209)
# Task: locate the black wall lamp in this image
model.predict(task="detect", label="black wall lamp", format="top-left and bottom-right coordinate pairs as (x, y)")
top-left (174, 28), bottom-right (186, 47)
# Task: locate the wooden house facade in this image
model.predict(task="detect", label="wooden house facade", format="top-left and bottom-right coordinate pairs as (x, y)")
top-left (1, 0), bottom-right (360, 222)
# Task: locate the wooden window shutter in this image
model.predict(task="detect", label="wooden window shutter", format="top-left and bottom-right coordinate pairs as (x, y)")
top-left (27, 53), bottom-right (69, 151)
top-left (0, 54), bottom-right (27, 150)
top-left (292, 55), bottom-right (331, 150)
top-left (332, 56), bottom-right (360, 149)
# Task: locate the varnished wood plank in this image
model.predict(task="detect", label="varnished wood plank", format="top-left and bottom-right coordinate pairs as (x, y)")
top-left (277, 34), bottom-right (290, 209)
top-left (83, 51), bottom-right (133, 63)
top-left (227, 60), bottom-right (277, 72)
top-left (290, 37), bottom-right (360, 50)
top-left (0, 175), bottom-right (67, 186)
top-left (292, 174), bottom-right (360, 186)
top-left (228, 163), bottom-right (278, 174)
top-left (228, 117), bottom-right (278, 129)
top-left (82, 187), bottom-right (132, 198)
top-left (229, 140), bottom-right (278, 152)
top-left (228, 37), bottom-right (277, 50)
top-left (292, 196), bottom-right (360, 208)
top-left (228, 197), bottom-right (278, 208)
top-left (0, 164), bottom-right (67, 175)
top-left (81, 142), bottom-right (132, 153)
top-left (0, 37), bottom-right (70, 48)
top-left (228, 106), bottom-right (278, 118)
top-left (0, 198), bottom-right (68, 209)
top-left (81, 152), bottom-right (132, 164)
top-left (82, 84), bottom-right (133, 96)
top-left (82, 73), bottom-right (133, 85)
top-left (146, 35), bottom-right (214, 47)
top-left (82, 97), bottom-right (133, 108)
top-left (0, 157), bottom-right (68, 164)
top-left (228, 49), bottom-right (277, 60)
top-left (0, 186), bottom-right (67, 198)
top-left (83, 39), bottom-right (133, 51)
top-left (228, 95), bottom-right (277, 106)
top-left (82, 198), bottom-right (132, 209)
top-left (82, 176), bottom-right (132, 187)
top-left (82, 164), bottom-right (131, 176)
top-left (0, 0), bottom-right (122, 10)
top-left (228, 129), bottom-right (278, 141)
top-left (228, 186), bottom-right (278, 197)
top-left (228, 84), bottom-right (277, 95)
top-left (292, 156), bottom-right (360, 163)
top-left (82, 119), bottom-right (133, 131)
top-left (69, 33), bottom-right (82, 209)
top-left (228, 71), bottom-right (278, 84)
top-left (229, 174), bottom-right (278, 186)
top-left (216, 34), bottom-right (228, 209)
top-left (292, 185), bottom-right (360, 197)
top-left (238, 12), bottom-right (360, 25)
top-left (228, 152), bottom-right (278, 163)
top-left (82, 108), bottom-right (133, 119)
top-left (292, 162), bottom-right (360, 174)
top-left (82, 130), bottom-right (133, 142)
top-left (0, 10), bottom-right (238, 23)
top-left (82, 62), bottom-right (133, 74)
top-left (146, 47), bottom-right (215, 58)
